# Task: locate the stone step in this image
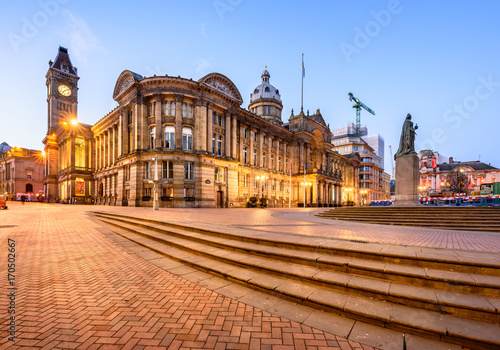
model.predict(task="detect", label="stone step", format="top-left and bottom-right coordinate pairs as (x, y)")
top-left (94, 212), bottom-right (500, 348)
top-left (93, 212), bottom-right (500, 276)
top-left (317, 208), bottom-right (500, 232)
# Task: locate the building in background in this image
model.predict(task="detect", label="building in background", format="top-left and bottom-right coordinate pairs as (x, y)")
top-left (0, 142), bottom-right (44, 201)
top-left (418, 149), bottom-right (499, 196)
top-left (331, 124), bottom-right (390, 205)
top-left (41, 47), bottom-right (360, 207)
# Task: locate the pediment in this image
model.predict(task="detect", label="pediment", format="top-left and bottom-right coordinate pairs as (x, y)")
top-left (199, 73), bottom-right (243, 104)
top-left (113, 70), bottom-right (143, 100)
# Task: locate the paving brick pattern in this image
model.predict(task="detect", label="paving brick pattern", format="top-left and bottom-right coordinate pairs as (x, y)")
top-left (0, 203), bottom-right (376, 349)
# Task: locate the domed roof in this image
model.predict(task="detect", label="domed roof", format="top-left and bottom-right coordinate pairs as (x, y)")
top-left (0, 142), bottom-right (12, 154)
top-left (250, 67), bottom-right (281, 103)
top-left (421, 150), bottom-right (434, 158)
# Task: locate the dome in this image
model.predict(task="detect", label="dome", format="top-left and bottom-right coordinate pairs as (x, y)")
top-left (0, 142), bottom-right (12, 154)
top-left (250, 67), bottom-right (281, 103)
top-left (421, 150), bottom-right (434, 158)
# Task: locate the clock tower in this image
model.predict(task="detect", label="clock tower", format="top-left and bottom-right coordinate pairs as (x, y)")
top-left (46, 46), bottom-right (79, 132)
top-left (43, 46), bottom-right (80, 202)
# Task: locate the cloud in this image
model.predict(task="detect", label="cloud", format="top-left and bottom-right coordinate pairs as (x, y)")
top-left (195, 58), bottom-right (211, 76)
top-left (57, 10), bottom-right (105, 65)
top-left (200, 23), bottom-right (208, 39)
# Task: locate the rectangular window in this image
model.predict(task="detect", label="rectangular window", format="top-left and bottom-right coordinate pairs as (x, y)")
top-left (212, 133), bottom-right (216, 154)
top-left (271, 155), bottom-right (275, 169)
top-left (164, 126), bottom-right (175, 149)
top-left (150, 126), bottom-right (156, 149)
top-left (278, 157), bottom-right (282, 171)
top-left (162, 187), bottom-right (173, 198)
top-left (272, 179), bottom-right (276, 191)
top-left (184, 188), bottom-right (194, 198)
top-left (263, 153), bottom-right (266, 167)
top-left (125, 165), bottom-right (130, 181)
top-left (253, 149), bottom-right (257, 166)
top-left (243, 174), bottom-right (249, 187)
top-left (217, 135), bottom-right (223, 155)
top-left (144, 162), bottom-right (151, 179)
top-left (182, 128), bottom-right (193, 150)
top-left (253, 132), bottom-right (258, 142)
top-left (243, 128), bottom-right (248, 139)
top-left (164, 102), bottom-right (170, 116)
top-left (212, 111), bottom-right (216, 125)
top-left (128, 128), bottom-right (133, 153)
top-left (170, 102), bottom-right (175, 116)
top-left (182, 103), bottom-right (187, 117)
top-left (162, 161), bottom-right (173, 179)
top-left (188, 104), bottom-right (193, 118)
top-left (243, 147), bottom-right (247, 164)
top-left (217, 114), bottom-right (223, 127)
top-left (184, 162), bottom-right (194, 180)
top-left (214, 167), bottom-right (226, 183)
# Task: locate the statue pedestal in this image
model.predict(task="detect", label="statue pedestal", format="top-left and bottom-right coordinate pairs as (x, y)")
top-left (394, 154), bottom-right (421, 207)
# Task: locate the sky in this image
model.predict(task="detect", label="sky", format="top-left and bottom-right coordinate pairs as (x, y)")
top-left (1, 0), bottom-right (499, 172)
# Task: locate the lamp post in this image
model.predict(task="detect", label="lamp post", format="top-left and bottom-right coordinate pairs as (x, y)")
top-left (301, 182), bottom-right (312, 207)
top-left (256, 175), bottom-right (268, 207)
top-left (152, 155), bottom-right (159, 211)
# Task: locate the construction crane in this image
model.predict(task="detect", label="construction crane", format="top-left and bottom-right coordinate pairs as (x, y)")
top-left (389, 145), bottom-right (395, 179)
top-left (348, 92), bottom-right (375, 136)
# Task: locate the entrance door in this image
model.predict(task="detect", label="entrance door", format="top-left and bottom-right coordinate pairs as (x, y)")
top-left (216, 191), bottom-right (224, 208)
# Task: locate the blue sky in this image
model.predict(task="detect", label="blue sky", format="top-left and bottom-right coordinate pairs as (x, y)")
top-left (1, 0), bottom-right (499, 172)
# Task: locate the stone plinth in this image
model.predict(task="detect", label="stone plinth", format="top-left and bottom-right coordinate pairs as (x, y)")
top-left (394, 154), bottom-right (421, 207)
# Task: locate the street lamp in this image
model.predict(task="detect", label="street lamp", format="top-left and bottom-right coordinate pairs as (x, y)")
top-left (300, 182), bottom-right (312, 207)
top-left (152, 155), bottom-right (159, 211)
top-left (256, 175), bottom-right (268, 206)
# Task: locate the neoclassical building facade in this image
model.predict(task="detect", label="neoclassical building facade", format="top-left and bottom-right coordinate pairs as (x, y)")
top-left (43, 47), bottom-right (356, 207)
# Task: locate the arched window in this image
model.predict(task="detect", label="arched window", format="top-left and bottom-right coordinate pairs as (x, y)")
top-left (26, 184), bottom-right (33, 193)
top-left (164, 126), bottom-right (175, 149)
top-left (265, 87), bottom-right (270, 92)
top-left (182, 103), bottom-right (187, 118)
top-left (182, 127), bottom-right (192, 150)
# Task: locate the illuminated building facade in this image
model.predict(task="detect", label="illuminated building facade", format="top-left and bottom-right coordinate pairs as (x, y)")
top-left (0, 143), bottom-right (44, 201)
top-left (43, 47), bottom-right (358, 207)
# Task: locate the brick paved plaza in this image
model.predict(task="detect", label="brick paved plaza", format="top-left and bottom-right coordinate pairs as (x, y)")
top-left (2, 202), bottom-right (499, 349)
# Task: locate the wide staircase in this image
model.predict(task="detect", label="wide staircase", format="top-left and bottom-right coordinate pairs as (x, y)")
top-left (317, 207), bottom-right (500, 232)
top-left (93, 211), bottom-right (500, 349)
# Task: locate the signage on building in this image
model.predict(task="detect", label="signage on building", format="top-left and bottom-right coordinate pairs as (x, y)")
top-left (75, 178), bottom-right (85, 196)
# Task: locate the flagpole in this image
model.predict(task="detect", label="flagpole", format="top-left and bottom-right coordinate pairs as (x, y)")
top-left (301, 53), bottom-right (304, 113)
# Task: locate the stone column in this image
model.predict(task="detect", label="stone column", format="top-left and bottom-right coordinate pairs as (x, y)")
top-left (231, 116), bottom-right (237, 158)
top-left (267, 135), bottom-right (272, 169)
top-left (174, 94), bottom-right (183, 150)
top-left (299, 142), bottom-right (304, 171)
top-left (225, 113), bottom-right (231, 157)
top-left (258, 130), bottom-right (263, 167)
top-left (206, 103), bottom-right (213, 152)
top-left (306, 145), bottom-right (311, 170)
top-left (70, 135), bottom-right (76, 169)
top-left (194, 99), bottom-right (206, 151)
top-left (85, 139), bottom-right (90, 170)
top-left (107, 129), bottom-right (111, 167)
top-left (133, 97), bottom-right (142, 151)
top-left (154, 94), bottom-right (163, 149)
top-left (249, 128), bottom-right (254, 164)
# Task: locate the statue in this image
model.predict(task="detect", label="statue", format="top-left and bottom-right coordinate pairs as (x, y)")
top-left (394, 113), bottom-right (418, 160)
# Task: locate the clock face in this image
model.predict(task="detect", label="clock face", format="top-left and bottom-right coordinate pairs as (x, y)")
top-left (58, 84), bottom-right (72, 97)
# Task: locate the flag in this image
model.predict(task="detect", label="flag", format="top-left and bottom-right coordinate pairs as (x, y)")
top-left (302, 53), bottom-right (305, 78)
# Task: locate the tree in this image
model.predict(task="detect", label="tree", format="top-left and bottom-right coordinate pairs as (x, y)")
top-left (448, 170), bottom-right (471, 195)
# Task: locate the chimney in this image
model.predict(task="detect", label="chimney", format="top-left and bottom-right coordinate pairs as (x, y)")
top-left (449, 157), bottom-right (453, 164)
